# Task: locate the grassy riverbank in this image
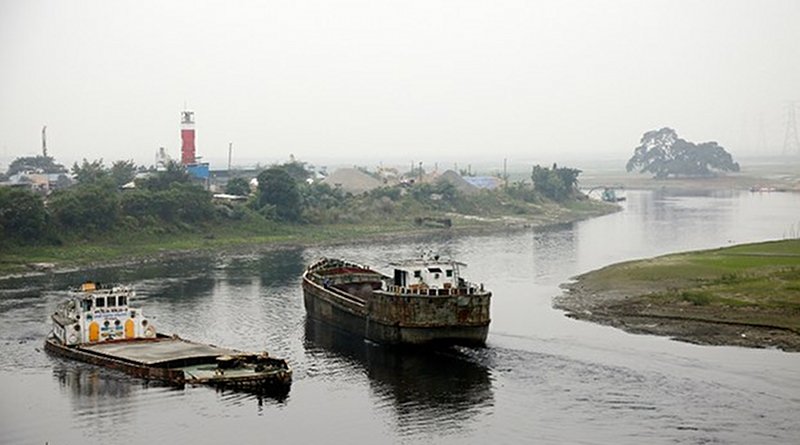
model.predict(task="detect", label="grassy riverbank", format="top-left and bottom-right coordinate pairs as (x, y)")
top-left (0, 198), bottom-right (615, 278)
top-left (556, 239), bottom-right (800, 351)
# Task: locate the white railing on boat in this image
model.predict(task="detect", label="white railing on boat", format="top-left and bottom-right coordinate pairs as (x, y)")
top-left (383, 284), bottom-right (485, 297)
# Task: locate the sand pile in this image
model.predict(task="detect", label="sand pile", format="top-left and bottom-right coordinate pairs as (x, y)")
top-left (322, 168), bottom-right (382, 194)
top-left (438, 170), bottom-right (479, 195)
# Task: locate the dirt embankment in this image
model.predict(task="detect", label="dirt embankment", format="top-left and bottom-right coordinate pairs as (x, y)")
top-left (555, 279), bottom-right (800, 352)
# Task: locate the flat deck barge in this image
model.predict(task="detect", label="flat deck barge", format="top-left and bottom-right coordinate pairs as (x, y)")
top-left (46, 282), bottom-right (291, 392)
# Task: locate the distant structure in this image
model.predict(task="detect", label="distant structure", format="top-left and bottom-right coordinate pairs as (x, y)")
top-left (181, 109), bottom-right (196, 165)
top-left (41, 125), bottom-right (47, 157)
top-left (783, 101), bottom-right (800, 156)
top-left (155, 146), bottom-right (170, 171)
top-left (179, 108), bottom-right (209, 185)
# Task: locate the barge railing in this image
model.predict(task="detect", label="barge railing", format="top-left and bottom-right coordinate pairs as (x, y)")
top-left (383, 283), bottom-right (486, 297)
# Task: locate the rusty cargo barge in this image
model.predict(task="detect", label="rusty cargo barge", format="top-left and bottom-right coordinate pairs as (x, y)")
top-left (302, 256), bottom-right (491, 346)
top-left (45, 282), bottom-right (291, 392)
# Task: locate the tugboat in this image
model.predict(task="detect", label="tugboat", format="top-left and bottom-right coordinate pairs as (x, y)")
top-left (45, 282), bottom-right (291, 392)
top-left (601, 187), bottom-right (626, 202)
top-left (302, 255), bottom-right (491, 346)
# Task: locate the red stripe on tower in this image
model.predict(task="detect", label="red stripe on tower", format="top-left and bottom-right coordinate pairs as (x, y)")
top-left (181, 110), bottom-right (196, 165)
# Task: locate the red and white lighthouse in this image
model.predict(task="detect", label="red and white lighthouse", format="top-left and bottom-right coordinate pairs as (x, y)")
top-left (180, 110), bottom-right (196, 165)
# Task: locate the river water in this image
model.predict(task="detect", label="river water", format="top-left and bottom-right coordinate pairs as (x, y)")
top-left (1, 189), bottom-right (799, 444)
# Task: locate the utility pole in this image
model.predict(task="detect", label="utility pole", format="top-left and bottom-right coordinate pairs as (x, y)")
top-left (503, 158), bottom-right (508, 189)
top-left (228, 142), bottom-right (233, 172)
top-left (783, 101), bottom-right (800, 156)
top-left (41, 125), bottom-right (47, 157)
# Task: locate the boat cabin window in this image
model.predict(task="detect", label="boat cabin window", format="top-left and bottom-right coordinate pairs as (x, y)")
top-left (446, 269), bottom-right (453, 277)
top-left (428, 267), bottom-right (442, 273)
top-left (118, 296), bottom-right (127, 306)
top-left (81, 299), bottom-right (92, 311)
top-left (95, 297), bottom-right (106, 308)
top-left (394, 269), bottom-right (407, 287)
top-left (107, 296), bottom-right (117, 307)
top-left (414, 270), bottom-right (421, 278)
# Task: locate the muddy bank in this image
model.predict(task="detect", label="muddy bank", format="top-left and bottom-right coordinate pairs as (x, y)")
top-left (555, 280), bottom-right (800, 352)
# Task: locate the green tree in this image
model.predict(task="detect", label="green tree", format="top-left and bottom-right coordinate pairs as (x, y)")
top-left (281, 160), bottom-right (313, 182)
top-left (168, 182), bottom-right (215, 223)
top-left (49, 182), bottom-right (120, 234)
top-left (110, 160), bottom-right (137, 187)
top-left (256, 167), bottom-right (302, 221)
top-left (225, 177), bottom-right (251, 196)
top-left (0, 187), bottom-right (47, 244)
top-left (626, 128), bottom-right (740, 179)
top-left (531, 164), bottom-right (581, 202)
top-left (300, 182), bottom-right (350, 223)
top-left (120, 183), bottom-right (213, 225)
top-left (136, 160), bottom-right (190, 191)
top-left (555, 164), bottom-right (581, 191)
top-left (6, 155), bottom-right (67, 176)
top-left (72, 159), bottom-right (109, 184)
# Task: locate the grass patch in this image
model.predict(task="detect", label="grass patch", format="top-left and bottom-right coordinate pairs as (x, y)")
top-left (578, 239), bottom-right (800, 332)
top-left (679, 291), bottom-right (713, 306)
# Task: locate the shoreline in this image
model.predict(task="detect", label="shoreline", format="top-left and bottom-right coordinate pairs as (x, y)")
top-left (0, 205), bottom-right (613, 283)
top-left (579, 170), bottom-right (800, 192)
top-left (554, 259), bottom-right (800, 353)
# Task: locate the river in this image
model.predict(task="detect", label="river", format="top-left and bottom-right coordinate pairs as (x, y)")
top-left (1, 189), bottom-right (798, 444)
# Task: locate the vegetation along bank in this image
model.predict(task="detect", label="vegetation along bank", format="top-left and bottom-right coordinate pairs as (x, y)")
top-left (0, 155), bottom-right (616, 277)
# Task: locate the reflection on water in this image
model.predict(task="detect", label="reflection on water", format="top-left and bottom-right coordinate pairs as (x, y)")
top-left (140, 274), bottom-right (216, 302)
top-left (257, 248), bottom-right (306, 288)
top-left (304, 318), bottom-right (494, 436)
top-left (54, 363), bottom-right (135, 399)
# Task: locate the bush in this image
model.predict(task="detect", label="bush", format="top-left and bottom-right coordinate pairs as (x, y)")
top-left (256, 167), bottom-right (302, 222)
top-left (0, 187), bottom-right (47, 244)
top-left (49, 181), bottom-right (120, 234)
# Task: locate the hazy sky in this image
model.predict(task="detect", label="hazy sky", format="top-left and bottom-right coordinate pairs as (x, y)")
top-left (1, 0), bottom-right (799, 170)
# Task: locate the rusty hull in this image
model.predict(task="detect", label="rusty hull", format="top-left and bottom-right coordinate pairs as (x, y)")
top-left (45, 335), bottom-right (292, 392)
top-left (302, 262), bottom-right (491, 346)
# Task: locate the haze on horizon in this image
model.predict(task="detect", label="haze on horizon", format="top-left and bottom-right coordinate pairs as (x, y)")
top-left (1, 0), bottom-right (799, 171)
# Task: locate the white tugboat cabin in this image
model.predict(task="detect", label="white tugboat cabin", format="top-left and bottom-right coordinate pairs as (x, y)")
top-left (46, 281), bottom-right (292, 391)
top-left (52, 282), bottom-right (155, 346)
top-left (389, 256), bottom-right (468, 293)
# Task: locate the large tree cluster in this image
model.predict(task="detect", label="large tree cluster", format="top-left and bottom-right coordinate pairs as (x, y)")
top-left (0, 159), bottom-right (215, 247)
top-left (626, 128), bottom-right (739, 179)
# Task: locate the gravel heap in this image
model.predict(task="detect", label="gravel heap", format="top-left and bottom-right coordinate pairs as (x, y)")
top-left (322, 168), bottom-right (382, 194)
top-left (438, 170), bottom-right (479, 195)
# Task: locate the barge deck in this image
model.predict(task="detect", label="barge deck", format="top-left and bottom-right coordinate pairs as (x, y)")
top-left (46, 282), bottom-right (291, 392)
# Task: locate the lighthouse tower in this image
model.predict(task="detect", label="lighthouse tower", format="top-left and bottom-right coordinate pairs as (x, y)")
top-left (180, 110), bottom-right (196, 165)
